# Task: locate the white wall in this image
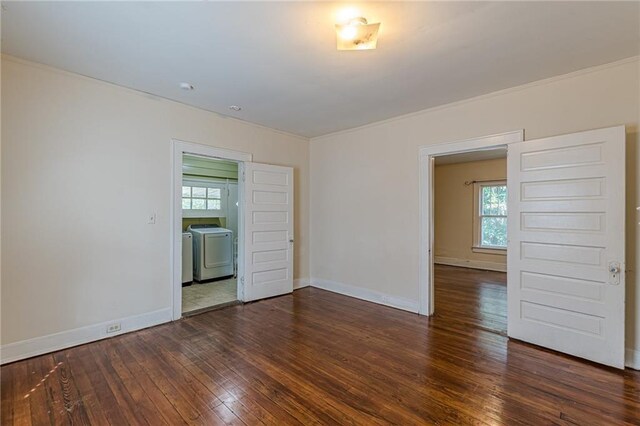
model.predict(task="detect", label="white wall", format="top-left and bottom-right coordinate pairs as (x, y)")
top-left (1, 56), bottom-right (309, 353)
top-left (310, 58), bottom-right (640, 366)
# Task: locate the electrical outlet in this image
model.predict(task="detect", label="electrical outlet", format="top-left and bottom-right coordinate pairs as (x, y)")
top-left (106, 323), bottom-right (121, 334)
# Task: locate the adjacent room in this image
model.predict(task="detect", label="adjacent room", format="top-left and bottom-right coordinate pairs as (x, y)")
top-left (181, 154), bottom-right (240, 315)
top-left (2, 2), bottom-right (640, 425)
top-left (433, 149), bottom-right (508, 335)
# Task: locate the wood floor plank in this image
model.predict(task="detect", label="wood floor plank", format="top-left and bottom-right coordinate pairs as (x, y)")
top-left (163, 325), bottom-right (316, 425)
top-left (48, 352), bottom-right (92, 425)
top-left (150, 330), bottom-right (300, 425)
top-left (1, 363), bottom-right (16, 424)
top-left (179, 318), bottom-right (362, 425)
top-left (11, 360), bottom-right (32, 426)
top-left (122, 334), bottom-right (225, 425)
top-left (215, 302), bottom-right (463, 424)
top-left (25, 357), bottom-right (54, 426)
top-left (97, 341), bottom-right (171, 426)
top-left (72, 344), bottom-right (130, 425)
top-left (112, 343), bottom-right (188, 425)
top-left (88, 342), bottom-right (152, 425)
top-left (2, 265), bottom-right (639, 425)
top-left (59, 348), bottom-right (111, 426)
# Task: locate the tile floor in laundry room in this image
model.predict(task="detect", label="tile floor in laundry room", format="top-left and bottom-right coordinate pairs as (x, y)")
top-left (182, 277), bottom-right (238, 314)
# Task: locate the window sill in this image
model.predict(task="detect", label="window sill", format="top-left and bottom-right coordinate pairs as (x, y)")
top-left (472, 246), bottom-right (507, 255)
top-left (182, 211), bottom-right (225, 219)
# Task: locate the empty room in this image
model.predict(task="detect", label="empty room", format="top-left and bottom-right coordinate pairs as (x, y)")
top-left (432, 149), bottom-right (508, 334)
top-left (1, 2), bottom-right (640, 425)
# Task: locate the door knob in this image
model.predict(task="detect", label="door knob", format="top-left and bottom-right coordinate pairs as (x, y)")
top-left (608, 261), bottom-right (621, 285)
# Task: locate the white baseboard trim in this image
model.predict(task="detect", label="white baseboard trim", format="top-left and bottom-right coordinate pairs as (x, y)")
top-left (1, 307), bottom-right (172, 365)
top-left (310, 278), bottom-right (419, 313)
top-left (626, 348), bottom-right (640, 370)
top-left (3, 290), bottom-right (635, 370)
top-left (435, 256), bottom-right (507, 272)
top-left (293, 278), bottom-right (310, 290)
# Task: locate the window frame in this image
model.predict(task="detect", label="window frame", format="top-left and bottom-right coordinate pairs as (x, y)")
top-left (472, 180), bottom-right (507, 254)
top-left (182, 177), bottom-right (228, 218)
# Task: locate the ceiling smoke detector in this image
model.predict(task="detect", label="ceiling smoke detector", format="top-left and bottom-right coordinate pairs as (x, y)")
top-left (335, 16), bottom-right (380, 51)
top-left (228, 105), bottom-right (242, 111)
top-left (179, 82), bottom-right (194, 91)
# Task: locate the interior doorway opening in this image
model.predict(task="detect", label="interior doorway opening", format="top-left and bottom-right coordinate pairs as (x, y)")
top-left (172, 139), bottom-right (296, 321)
top-left (432, 148), bottom-right (508, 334)
top-left (171, 140), bottom-right (252, 321)
top-left (181, 154), bottom-right (241, 315)
top-left (421, 126), bottom-right (626, 368)
top-left (418, 130), bottom-right (522, 318)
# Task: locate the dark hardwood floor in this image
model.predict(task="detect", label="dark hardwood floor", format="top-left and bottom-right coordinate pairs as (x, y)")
top-left (2, 268), bottom-right (640, 425)
top-left (434, 264), bottom-right (507, 334)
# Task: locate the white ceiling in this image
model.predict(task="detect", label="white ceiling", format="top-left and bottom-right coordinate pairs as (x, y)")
top-left (434, 147), bottom-right (506, 165)
top-left (2, 2), bottom-right (638, 138)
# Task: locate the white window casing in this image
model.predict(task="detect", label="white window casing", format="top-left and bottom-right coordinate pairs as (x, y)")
top-left (472, 180), bottom-right (507, 254)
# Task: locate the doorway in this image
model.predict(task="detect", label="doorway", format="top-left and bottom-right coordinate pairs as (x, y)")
top-left (419, 126), bottom-right (627, 368)
top-left (432, 149), bottom-right (508, 334)
top-left (171, 139), bottom-right (296, 321)
top-left (171, 140), bottom-right (252, 320)
top-left (418, 130), bottom-right (523, 316)
top-left (181, 154), bottom-right (240, 315)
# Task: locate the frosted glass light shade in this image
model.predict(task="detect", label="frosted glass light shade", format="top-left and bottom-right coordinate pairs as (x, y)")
top-left (335, 18), bottom-right (380, 50)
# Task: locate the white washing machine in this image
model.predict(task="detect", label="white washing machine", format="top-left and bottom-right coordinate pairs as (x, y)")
top-left (188, 225), bottom-right (234, 281)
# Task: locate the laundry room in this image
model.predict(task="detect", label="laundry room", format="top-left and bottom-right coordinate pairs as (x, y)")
top-left (181, 154), bottom-right (239, 314)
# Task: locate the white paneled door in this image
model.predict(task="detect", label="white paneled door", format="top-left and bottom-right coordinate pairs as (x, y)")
top-left (243, 163), bottom-right (294, 301)
top-left (507, 126), bottom-right (626, 368)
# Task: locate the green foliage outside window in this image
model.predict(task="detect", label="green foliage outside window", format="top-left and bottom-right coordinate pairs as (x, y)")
top-left (480, 185), bottom-right (507, 247)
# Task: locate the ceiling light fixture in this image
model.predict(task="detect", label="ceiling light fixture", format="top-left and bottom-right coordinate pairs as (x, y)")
top-left (335, 16), bottom-right (380, 51)
top-left (179, 82), bottom-right (194, 91)
top-left (228, 105), bottom-right (242, 111)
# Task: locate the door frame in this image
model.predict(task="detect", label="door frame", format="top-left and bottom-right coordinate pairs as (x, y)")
top-left (171, 139), bottom-right (252, 320)
top-left (417, 130), bottom-right (524, 315)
